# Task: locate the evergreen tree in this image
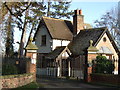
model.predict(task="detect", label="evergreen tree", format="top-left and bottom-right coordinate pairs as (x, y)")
top-left (45, 0), bottom-right (74, 19)
top-left (92, 56), bottom-right (114, 74)
top-left (5, 14), bottom-right (14, 57)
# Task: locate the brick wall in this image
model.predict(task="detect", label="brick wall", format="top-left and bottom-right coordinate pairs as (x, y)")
top-left (87, 53), bottom-right (97, 82)
top-left (0, 73), bottom-right (35, 89)
top-left (88, 54), bottom-right (97, 62)
top-left (91, 73), bottom-right (120, 85)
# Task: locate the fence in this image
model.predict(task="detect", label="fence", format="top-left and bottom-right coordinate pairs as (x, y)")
top-left (37, 67), bottom-right (85, 79)
top-left (71, 69), bottom-right (84, 79)
top-left (2, 57), bottom-right (31, 74)
top-left (37, 68), bottom-right (57, 77)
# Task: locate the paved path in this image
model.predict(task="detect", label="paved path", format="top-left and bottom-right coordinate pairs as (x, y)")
top-left (36, 77), bottom-right (118, 90)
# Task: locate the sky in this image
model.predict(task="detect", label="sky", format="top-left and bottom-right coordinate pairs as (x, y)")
top-left (69, 2), bottom-right (118, 25)
top-left (13, 1), bottom-right (119, 52)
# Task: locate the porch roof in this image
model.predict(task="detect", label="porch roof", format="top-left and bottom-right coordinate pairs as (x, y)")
top-left (45, 46), bottom-right (66, 59)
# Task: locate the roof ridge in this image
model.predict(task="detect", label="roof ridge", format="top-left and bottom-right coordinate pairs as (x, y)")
top-left (42, 16), bottom-right (70, 22)
top-left (81, 27), bottom-right (107, 31)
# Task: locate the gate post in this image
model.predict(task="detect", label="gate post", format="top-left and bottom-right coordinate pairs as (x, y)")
top-left (25, 37), bottom-right (38, 81)
top-left (87, 40), bottom-right (98, 82)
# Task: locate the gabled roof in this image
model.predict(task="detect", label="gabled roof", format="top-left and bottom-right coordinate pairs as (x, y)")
top-left (34, 16), bottom-right (73, 41)
top-left (104, 29), bottom-right (120, 54)
top-left (68, 27), bottom-right (111, 55)
top-left (45, 46), bottom-right (66, 59)
top-left (68, 27), bottom-right (119, 56)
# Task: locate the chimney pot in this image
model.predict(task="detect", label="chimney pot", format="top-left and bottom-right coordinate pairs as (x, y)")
top-left (79, 10), bottom-right (82, 15)
top-left (74, 9), bottom-right (82, 15)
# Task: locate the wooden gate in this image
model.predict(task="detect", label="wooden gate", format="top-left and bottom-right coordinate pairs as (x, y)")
top-left (70, 55), bottom-right (86, 80)
top-left (61, 59), bottom-right (68, 76)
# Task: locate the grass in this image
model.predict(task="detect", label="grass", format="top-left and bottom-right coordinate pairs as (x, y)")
top-left (12, 82), bottom-right (44, 90)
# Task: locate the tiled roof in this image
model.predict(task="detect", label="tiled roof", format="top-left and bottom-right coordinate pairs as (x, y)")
top-left (68, 27), bottom-right (107, 55)
top-left (45, 46), bottom-right (66, 59)
top-left (42, 17), bottom-right (73, 40)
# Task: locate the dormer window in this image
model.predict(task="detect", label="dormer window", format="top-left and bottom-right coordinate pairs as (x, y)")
top-left (41, 35), bottom-right (46, 46)
top-left (103, 37), bottom-right (107, 42)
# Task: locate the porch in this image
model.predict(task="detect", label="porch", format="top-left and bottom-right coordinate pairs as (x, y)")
top-left (36, 54), bottom-right (86, 81)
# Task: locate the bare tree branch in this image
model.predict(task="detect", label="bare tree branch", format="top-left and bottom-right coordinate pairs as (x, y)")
top-left (3, 2), bottom-right (31, 24)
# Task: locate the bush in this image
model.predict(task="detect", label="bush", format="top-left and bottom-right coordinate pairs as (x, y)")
top-left (92, 56), bottom-right (114, 74)
top-left (2, 64), bottom-right (18, 75)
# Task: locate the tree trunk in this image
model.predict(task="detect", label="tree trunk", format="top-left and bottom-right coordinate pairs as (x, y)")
top-left (19, 10), bottom-right (28, 58)
top-left (47, 1), bottom-right (51, 17)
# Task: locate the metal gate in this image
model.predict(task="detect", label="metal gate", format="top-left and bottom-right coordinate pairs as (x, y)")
top-left (70, 55), bottom-right (86, 80)
top-left (37, 67), bottom-right (57, 77)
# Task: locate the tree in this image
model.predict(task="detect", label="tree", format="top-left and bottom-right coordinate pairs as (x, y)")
top-left (0, 3), bottom-right (15, 57)
top-left (26, 1), bottom-right (73, 48)
top-left (5, 14), bottom-right (14, 57)
top-left (3, 2), bottom-right (47, 57)
top-left (3, 1), bottom-right (73, 57)
top-left (92, 56), bottom-right (115, 74)
top-left (25, 2), bottom-right (46, 48)
top-left (94, 5), bottom-right (120, 48)
top-left (45, 0), bottom-right (73, 19)
top-left (3, 2), bottom-right (33, 57)
top-left (25, 1), bottom-right (74, 55)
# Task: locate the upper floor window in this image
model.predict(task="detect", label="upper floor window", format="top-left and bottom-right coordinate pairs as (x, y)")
top-left (41, 35), bottom-right (46, 46)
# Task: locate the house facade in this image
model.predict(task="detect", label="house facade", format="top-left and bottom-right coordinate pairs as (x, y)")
top-left (33, 16), bottom-right (74, 77)
top-left (69, 27), bottom-right (119, 77)
top-left (33, 9), bottom-right (119, 80)
top-left (34, 17), bottom-right (73, 54)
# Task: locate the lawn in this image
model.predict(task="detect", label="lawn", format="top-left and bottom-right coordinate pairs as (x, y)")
top-left (12, 82), bottom-right (44, 90)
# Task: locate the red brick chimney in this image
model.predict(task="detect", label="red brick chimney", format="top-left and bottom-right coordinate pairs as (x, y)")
top-left (73, 9), bottom-right (84, 35)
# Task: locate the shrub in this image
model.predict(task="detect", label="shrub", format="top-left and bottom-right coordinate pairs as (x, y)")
top-left (2, 64), bottom-right (18, 75)
top-left (92, 56), bottom-right (114, 74)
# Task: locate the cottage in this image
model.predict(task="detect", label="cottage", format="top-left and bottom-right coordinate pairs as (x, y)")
top-left (33, 10), bottom-right (119, 79)
top-left (68, 27), bottom-right (119, 81)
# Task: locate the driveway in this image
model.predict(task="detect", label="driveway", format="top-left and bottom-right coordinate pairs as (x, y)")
top-left (36, 76), bottom-right (118, 90)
